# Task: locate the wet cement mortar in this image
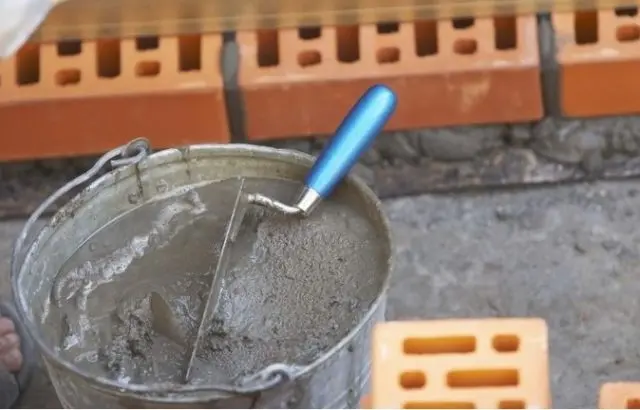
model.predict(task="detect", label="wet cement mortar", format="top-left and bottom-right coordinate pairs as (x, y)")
top-left (42, 178), bottom-right (386, 386)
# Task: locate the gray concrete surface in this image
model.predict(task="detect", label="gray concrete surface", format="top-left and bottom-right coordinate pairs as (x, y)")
top-left (3, 180), bottom-right (640, 407)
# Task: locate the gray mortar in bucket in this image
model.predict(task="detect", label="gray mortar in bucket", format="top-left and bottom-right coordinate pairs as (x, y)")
top-left (47, 177), bottom-right (384, 384)
top-left (12, 143), bottom-right (392, 408)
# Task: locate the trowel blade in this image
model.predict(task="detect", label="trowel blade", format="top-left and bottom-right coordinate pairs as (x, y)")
top-left (183, 177), bottom-right (248, 383)
top-left (150, 292), bottom-right (187, 346)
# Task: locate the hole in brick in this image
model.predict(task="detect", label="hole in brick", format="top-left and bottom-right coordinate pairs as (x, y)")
top-left (447, 369), bottom-right (519, 388)
top-left (57, 39), bottom-right (82, 56)
top-left (499, 400), bottom-right (526, 409)
top-left (403, 336), bottom-right (476, 355)
top-left (616, 6), bottom-right (638, 16)
top-left (298, 50), bottom-right (322, 67)
top-left (494, 16), bottom-right (517, 50)
top-left (377, 47), bottom-right (400, 63)
top-left (452, 17), bottom-right (475, 29)
top-left (415, 20), bottom-right (438, 56)
top-left (97, 39), bottom-right (121, 78)
top-left (136, 36), bottom-right (159, 50)
top-left (257, 29), bottom-right (279, 67)
top-left (628, 398), bottom-right (640, 409)
top-left (299, 26), bottom-right (321, 40)
top-left (492, 334), bottom-right (520, 352)
top-left (617, 24), bottom-right (640, 41)
top-left (16, 43), bottom-right (40, 85)
top-left (55, 69), bottom-right (81, 86)
top-left (399, 371), bottom-right (426, 389)
top-left (179, 34), bottom-right (201, 71)
top-left (337, 25), bottom-right (360, 63)
top-left (377, 21), bottom-right (399, 34)
top-left (453, 38), bottom-right (477, 54)
top-left (575, 10), bottom-right (599, 44)
top-left (136, 61), bottom-right (160, 77)
top-left (404, 402), bottom-right (475, 409)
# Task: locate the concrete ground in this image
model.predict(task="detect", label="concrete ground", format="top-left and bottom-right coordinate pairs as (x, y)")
top-left (3, 180), bottom-right (640, 408)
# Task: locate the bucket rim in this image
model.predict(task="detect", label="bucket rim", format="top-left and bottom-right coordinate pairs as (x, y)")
top-left (11, 142), bottom-right (394, 402)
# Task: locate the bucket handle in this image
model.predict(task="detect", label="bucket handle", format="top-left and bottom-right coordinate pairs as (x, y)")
top-left (11, 138), bottom-right (152, 284)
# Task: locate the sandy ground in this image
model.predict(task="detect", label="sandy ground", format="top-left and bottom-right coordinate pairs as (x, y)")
top-left (2, 180), bottom-right (640, 408)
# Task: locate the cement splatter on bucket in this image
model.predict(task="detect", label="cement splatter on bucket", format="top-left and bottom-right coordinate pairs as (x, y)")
top-left (11, 140), bottom-right (392, 408)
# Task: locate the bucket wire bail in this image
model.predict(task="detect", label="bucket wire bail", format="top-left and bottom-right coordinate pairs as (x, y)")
top-left (11, 137), bottom-right (152, 290)
top-left (10, 137), bottom-right (312, 396)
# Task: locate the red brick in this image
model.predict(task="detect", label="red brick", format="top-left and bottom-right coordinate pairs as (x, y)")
top-left (600, 382), bottom-right (640, 408)
top-left (371, 318), bottom-right (551, 409)
top-left (555, 9), bottom-right (640, 117)
top-left (0, 34), bottom-right (228, 160)
top-left (237, 17), bottom-right (542, 141)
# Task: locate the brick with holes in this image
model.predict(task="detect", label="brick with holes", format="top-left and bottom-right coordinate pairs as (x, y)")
top-left (554, 8), bottom-right (640, 117)
top-left (599, 382), bottom-right (640, 409)
top-left (0, 34), bottom-right (229, 160)
top-left (371, 318), bottom-right (551, 409)
top-left (236, 17), bottom-right (542, 141)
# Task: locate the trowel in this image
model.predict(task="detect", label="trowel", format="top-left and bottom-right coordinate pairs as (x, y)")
top-left (150, 292), bottom-right (187, 346)
top-left (183, 84), bottom-right (398, 383)
top-left (183, 178), bottom-right (247, 382)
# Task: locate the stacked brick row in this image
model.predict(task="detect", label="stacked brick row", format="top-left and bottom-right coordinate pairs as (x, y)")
top-left (555, 8), bottom-right (640, 117)
top-left (0, 35), bottom-right (228, 159)
top-left (1, 8), bottom-right (639, 160)
top-left (236, 17), bottom-right (541, 141)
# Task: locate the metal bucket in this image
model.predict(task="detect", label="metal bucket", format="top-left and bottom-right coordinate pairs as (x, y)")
top-left (11, 139), bottom-right (392, 409)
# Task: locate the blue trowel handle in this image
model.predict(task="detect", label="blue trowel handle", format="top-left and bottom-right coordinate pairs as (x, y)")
top-left (304, 84), bottom-right (397, 198)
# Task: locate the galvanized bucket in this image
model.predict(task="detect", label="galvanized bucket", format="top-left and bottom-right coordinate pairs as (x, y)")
top-left (11, 139), bottom-right (393, 408)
